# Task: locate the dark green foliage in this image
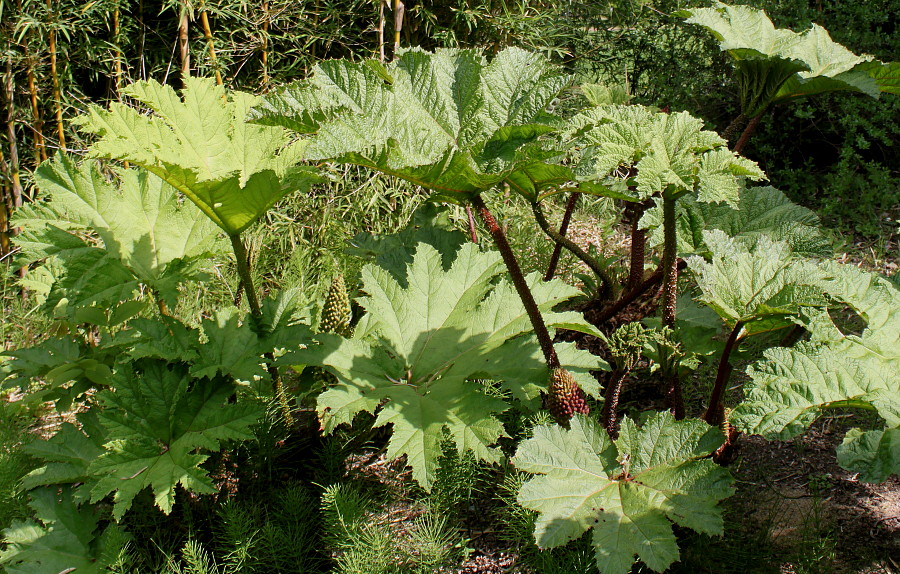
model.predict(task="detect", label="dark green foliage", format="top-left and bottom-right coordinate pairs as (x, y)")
top-left (0, 398), bottom-right (38, 535)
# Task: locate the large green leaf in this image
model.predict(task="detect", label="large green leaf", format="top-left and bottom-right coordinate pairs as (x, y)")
top-left (13, 155), bottom-right (225, 307)
top-left (733, 263), bottom-right (900, 481)
top-left (565, 105), bottom-right (764, 206)
top-left (253, 47), bottom-right (571, 202)
top-left (75, 76), bottom-right (318, 235)
top-left (344, 203), bottom-right (468, 287)
top-left (688, 231), bottom-right (827, 335)
top-left (89, 361), bottom-right (263, 519)
top-left (680, 2), bottom-right (898, 115)
top-left (0, 487), bottom-right (127, 574)
top-left (836, 427), bottom-right (900, 483)
top-left (21, 421), bottom-right (105, 501)
top-left (0, 336), bottom-right (115, 409)
top-left (289, 242), bottom-right (607, 489)
top-left (513, 413), bottom-right (732, 574)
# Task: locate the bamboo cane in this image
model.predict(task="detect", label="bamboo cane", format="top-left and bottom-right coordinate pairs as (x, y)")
top-left (112, 5), bottom-right (124, 94)
top-left (260, 1), bottom-right (269, 90)
top-left (3, 60), bottom-right (23, 214)
top-left (392, 0), bottom-right (404, 57)
top-left (0, 147), bottom-right (9, 258)
top-left (47, 0), bottom-right (66, 150)
top-left (178, 3), bottom-right (190, 83)
top-left (378, 0), bottom-right (386, 62)
top-left (198, 0), bottom-right (222, 85)
top-left (25, 57), bottom-right (46, 163)
top-left (2, 58), bottom-right (23, 266)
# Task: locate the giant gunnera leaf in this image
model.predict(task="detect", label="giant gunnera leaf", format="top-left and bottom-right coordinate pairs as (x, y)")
top-left (289, 242), bottom-right (607, 490)
top-left (89, 360), bottom-right (263, 519)
top-left (252, 47), bottom-right (571, 203)
top-left (679, 2), bottom-right (899, 116)
top-left (12, 154), bottom-right (224, 308)
top-left (642, 186), bottom-right (831, 258)
top-left (565, 104), bottom-right (765, 206)
top-left (733, 262), bottom-right (900, 482)
top-left (0, 487), bottom-right (127, 574)
top-left (75, 76), bottom-right (319, 235)
top-left (513, 414), bottom-right (733, 574)
top-left (688, 230), bottom-right (827, 336)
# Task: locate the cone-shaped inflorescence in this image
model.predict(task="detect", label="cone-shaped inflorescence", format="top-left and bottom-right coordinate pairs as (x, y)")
top-left (547, 367), bottom-right (589, 425)
top-left (320, 275), bottom-right (353, 337)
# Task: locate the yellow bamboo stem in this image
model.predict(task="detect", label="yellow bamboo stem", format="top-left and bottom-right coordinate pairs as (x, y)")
top-left (378, 0), bottom-right (386, 62)
top-left (26, 61), bottom-right (46, 163)
top-left (47, 0), bottom-right (65, 150)
top-left (199, 2), bottom-right (222, 85)
top-left (260, 1), bottom-right (269, 90)
top-left (178, 4), bottom-right (190, 82)
top-left (0, 148), bottom-right (9, 258)
top-left (113, 7), bottom-right (123, 93)
top-left (392, 0), bottom-right (404, 57)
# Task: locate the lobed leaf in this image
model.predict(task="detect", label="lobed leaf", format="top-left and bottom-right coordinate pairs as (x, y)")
top-left (513, 414), bottom-right (732, 574)
top-left (75, 77), bottom-right (318, 235)
top-left (0, 487), bottom-right (127, 574)
top-left (680, 2), bottom-right (898, 114)
top-left (688, 230), bottom-right (827, 334)
top-left (292, 241), bottom-right (608, 489)
top-left (733, 263), bottom-right (900, 480)
top-left (89, 361), bottom-right (263, 519)
top-left (254, 47), bottom-right (571, 202)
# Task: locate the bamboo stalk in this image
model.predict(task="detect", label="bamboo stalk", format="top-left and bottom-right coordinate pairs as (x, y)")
top-left (26, 58), bottom-right (46, 163)
top-left (112, 6), bottom-right (124, 94)
top-left (178, 3), bottom-right (191, 83)
top-left (2, 58), bottom-right (23, 270)
top-left (0, 148), bottom-right (10, 258)
top-left (3, 59), bottom-right (23, 214)
top-left (378, 0), bottom-right (386, 62)
top-left (0, 190), bottom-right (9, 259)
top-left (543, 191), bottom-right (579, 281)
top-left (392, 0), bottom-right (404, 57)
top-left (199, 1), bottom-right (222, 85)
top-left (47, 0), bottom-right (66, 149)
top-left (260, 1), bottom-right (269, 90)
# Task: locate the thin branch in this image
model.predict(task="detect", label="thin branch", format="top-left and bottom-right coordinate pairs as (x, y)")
top-left (544, 191), bottom-right (579, 281)
top-left (532, 200), bottom-right (615, 300)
